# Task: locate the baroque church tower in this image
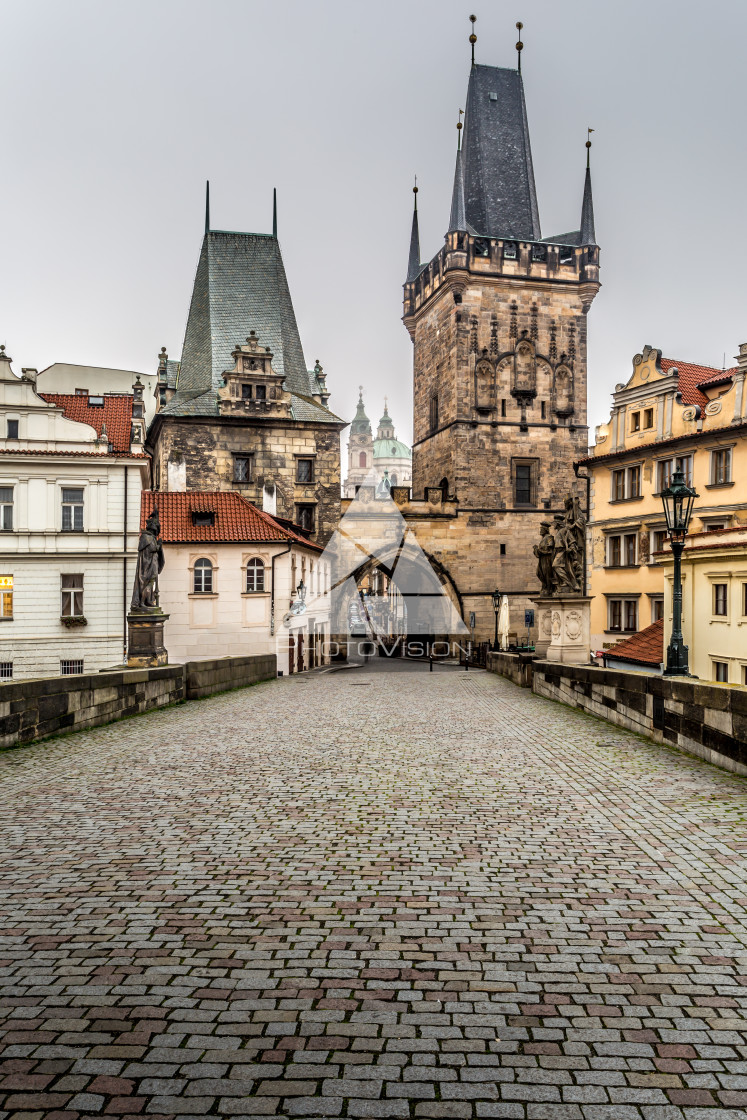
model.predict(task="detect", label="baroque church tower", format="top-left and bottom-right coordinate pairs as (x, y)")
top-left (403, 27), bottom-right (600, 516)
top-left (344, 389), bottom-right (374, 497)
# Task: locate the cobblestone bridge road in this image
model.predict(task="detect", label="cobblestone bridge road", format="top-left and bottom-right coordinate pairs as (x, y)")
top-left (2, 664), bottom-right (747, 1120)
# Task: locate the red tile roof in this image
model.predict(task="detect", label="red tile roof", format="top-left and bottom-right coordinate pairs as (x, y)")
top-left (140, 491), bottom-right (323, 550)
top-left (603, 618), bottom-right (664, 667)
top-left (39, 392), bottom-right (134, 453)
top-left (660, 358), bottom-right (737, 408)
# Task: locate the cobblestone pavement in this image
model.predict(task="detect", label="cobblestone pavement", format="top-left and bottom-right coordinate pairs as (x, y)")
top-left (2, 663), bottom-right (747, 1120)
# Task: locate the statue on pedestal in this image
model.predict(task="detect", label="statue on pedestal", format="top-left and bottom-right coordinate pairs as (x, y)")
top-left (131, 509), bottom-right (165, 612)
top-left (533, 521), bottom-right (556, 596)
top-left (532, 494), bottom-right (587, 597)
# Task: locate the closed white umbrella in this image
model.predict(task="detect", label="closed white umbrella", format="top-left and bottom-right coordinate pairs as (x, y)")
top-left (498, 594), bottom-right (510, 651)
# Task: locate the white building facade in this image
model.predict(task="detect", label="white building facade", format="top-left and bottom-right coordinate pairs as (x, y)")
top-left (0, 347), bottom-right (150, 680)
top-left (142, 490), bottom-right (331, 673)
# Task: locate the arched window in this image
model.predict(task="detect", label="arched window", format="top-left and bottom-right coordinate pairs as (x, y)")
top-left (246, 558), bottom-right (265, 593)
top-left (359, 451), bottom-right (367, 468)
top-left (390, 473), bottom-right (398, 486)
top-left (193, 558), bottom-right (213, 593)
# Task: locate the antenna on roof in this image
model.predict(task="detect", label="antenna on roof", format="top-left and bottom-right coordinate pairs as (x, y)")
top-left (457, 108), bottom-right (464, 151)
top-left (469, 14), bottom-right (477, 67)
top-left (272, 188), bottom-right (277, 238)
top-left (586, 127), bottom-right (594, 168)
top-left (205, 180), bottom-right (210, 234)
top-left (515, 22), bottom-right (524, 73)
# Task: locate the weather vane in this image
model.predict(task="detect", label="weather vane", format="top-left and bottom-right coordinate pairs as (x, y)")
top-left (469, 15), bottom-right (477, 67)
top-left (586, 127), bottom-right (595, 167)
top-left (516, 22), bottom-right (524, 73)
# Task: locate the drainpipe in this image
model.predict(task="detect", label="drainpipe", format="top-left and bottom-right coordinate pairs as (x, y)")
top-left (123, 465), bottom-right (129, 662)
top-left (271, 542), bottom-right (292, 636)
top-left (573, 461), bottom-right (591, 597)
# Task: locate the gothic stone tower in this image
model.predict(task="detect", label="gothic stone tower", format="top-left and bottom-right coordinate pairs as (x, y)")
top-left (400, 53), bottom-right (600, 640)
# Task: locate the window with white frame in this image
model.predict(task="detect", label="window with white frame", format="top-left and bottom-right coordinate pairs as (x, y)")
top-left (711, 448), bottom-right (732, 485)
top-left (606, 533), bottom-right (638, 567)
top-left (193, 558), bottom-right (213, 593)
top-left (61, 488), bottom-right (84, 532)
top-left (713, 660), bottom-right (729, 683)
top-left (713, 583), bottom-right (728, 617)
top-left (650, 596), bottom-right (664, 623)
top-left (608, 597), bottom-right (638, 633)
top-left (60, 659), bottom-right (84, 675)
top-left (610, 465), bottom-right (641, 501)
top-left (246, 558), bottom-right (265, 592)
top-left (652, 528), bottom-right (669, 555)
top-left (0, 487), bottom-right (12, 531)
top-left (61, 574), bottom-right (84, 618)
top-left (657, 454), bottom-right (693, 492)
top-left (6, 419), bottom-right (18, 439)
top-left (0, 575), bottom-right (13, 619)
top-left (0, 662), bottom-right (12, 680)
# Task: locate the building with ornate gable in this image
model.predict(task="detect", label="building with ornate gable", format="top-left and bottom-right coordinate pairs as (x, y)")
top-left (580, 343), bottom-right (747, 653)
top-left (146, 211), bottom-right (346, 546)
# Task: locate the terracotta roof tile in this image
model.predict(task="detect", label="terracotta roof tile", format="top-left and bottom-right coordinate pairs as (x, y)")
top-left (140, 490), bottom-right (323, 550)
top-left (660, 358), bottom-right (736, 408)
top-left (604, 617), bottom-right (663, 667)
top-left (40, 392), bottom-right (134, 452)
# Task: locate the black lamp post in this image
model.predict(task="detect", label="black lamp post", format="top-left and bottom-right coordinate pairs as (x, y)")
top-left (491, 588), bottom-right (501, 652)
top-left (660, 468), bottom-right (698, 676)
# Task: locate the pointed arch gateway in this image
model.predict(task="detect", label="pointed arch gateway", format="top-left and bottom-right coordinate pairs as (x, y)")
top-left (321, 478), bottom-right (468, 661)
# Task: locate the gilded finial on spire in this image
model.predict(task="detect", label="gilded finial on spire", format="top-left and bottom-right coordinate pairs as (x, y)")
top-left (205, 180), bottom-right (210, 234)
top-left (456, 109), bottom-right (464, 151)
top-left (469, 14), bottom-right (477, 67)
top-left (359, 385), bottom-right (364, 399)
top-left (515, 22), bottom-right (524, 73)
top-left (413, 174), bottom-right (418, 210)
top-left (272, 187), bottom-right (277, 237)
top-left (586, 127), bottom-right (594, 168)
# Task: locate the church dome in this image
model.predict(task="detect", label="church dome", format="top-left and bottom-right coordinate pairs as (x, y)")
top-left (373, 438), bottom-right (411, 459)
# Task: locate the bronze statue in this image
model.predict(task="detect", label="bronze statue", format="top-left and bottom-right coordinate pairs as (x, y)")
top-left (533, 520), bottom-right (555, 595)
top-left (131, 509), bottom-right (165, 612)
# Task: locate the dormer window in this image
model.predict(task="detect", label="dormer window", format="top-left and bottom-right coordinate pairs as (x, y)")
top-left (531, 244), bottom-right (546, 262)
top-left (559, 247), bottom-right (574, 265)
top-left (242, 384), bottom-right (252, 399)
top-left (503, 241), bottom-right (517, 260)
top-left (88, 396), bottom-right (104, 407)
top-left (631, 411), bottom-right (641, 432)
top-left (255, 385), bottom-right (266, 400)
top-left (191, 511), bottom-right (215, 527)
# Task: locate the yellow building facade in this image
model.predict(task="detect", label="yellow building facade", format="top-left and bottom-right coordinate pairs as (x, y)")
top-left (661, 526), bottom-right (747, 685)
top-left (581, 343), bottom-right (747, 653)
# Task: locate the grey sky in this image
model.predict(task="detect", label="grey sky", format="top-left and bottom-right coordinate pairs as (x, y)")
top-left (3, 0), bottom-right (746, 449)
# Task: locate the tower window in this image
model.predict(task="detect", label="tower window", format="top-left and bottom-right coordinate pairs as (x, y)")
top-left (255, 385), bottom-right (267, 401)
top-left (559, 247), bottom-right (574, 265)
top-left (233, 455), bottom-right (253, 482)
top-left (242, 384), bottom-right (252, 399)
top-left (359, 451), bottom-right (367, 468)
top-left (541, 401), bottom-right (546, 419)
top-left (513, 461), bottom-right (537, 506)
top-left (531, 244), bottom-right (546, 262)
top-left (295, 504), bottom-right (316, 533)
top-left (296, 458), bottom-right (314, 483)
top-left (503, 242), bottom-right (517, 260)
top-left (501, 399), bottom-right (507, 418)
top-left (429, 395), bottom-right (439, 432)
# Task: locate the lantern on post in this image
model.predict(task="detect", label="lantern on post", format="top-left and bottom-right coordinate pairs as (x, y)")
top-left (660, 468), bottom-right (698, 676)
top-left (491, 588), bottom-right (501, 652)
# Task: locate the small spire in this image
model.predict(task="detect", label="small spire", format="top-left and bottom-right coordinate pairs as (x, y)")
top-left (205, 180), bottom-right (210, 234)
top-left (469, 14), bottom-right (477, 67)
top-left (272, 187), bottom-right (277, 237)
top-left (406, 177), bottom-right (421, 282)
top-left (515, 22), bottom-right (524, 73)
top-left (448, 114), bottom-right (467, 233)
top-left (580, 130), bottom-right (596, 246)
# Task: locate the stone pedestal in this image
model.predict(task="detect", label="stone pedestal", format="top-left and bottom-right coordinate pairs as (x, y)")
top-left (543, 597), bottom-right (592, 666)
top-left (127, 611), bottom-right (169, 668)
top-left (531, 598), bottom-right (555, 658)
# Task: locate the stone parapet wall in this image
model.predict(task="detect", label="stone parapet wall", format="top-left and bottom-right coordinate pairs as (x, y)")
top-left (532, 661), bottom-right (747, 775)
top-left (486, 651), bottom-right (536, 689)
top-left (0, 655), bottom-right (277, 751)
top-left (184, 655), bottom-right (277, 700)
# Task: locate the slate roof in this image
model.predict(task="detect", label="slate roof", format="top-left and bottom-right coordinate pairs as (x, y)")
top-left (603, 618), bottom-right (664, 667)
top-left (462, 64), bottom-right (541, 240)
top-left (660, 358), bottom-right (737, 409)
top-left (140, 490), bottom-right (323, 550)
top-left (40, 392), bottom-right (133, 452)
top-left (163, 230), bottom-right (341, 425)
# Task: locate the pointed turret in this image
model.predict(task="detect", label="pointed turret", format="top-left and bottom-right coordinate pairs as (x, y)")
top-left (580, 134), bottom-right (596, 246)
top-left (448, 115), bottom-right (467, 233)
top-left (351, 387), bottom-right (372, 437)
top-left (377, 398), bottom-right (394, 440)
top-left (406, 181), bottom-right (421, 282)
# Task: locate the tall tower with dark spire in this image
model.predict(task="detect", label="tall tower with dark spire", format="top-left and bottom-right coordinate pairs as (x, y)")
top-left (403, 20), bottom-right (600, 520)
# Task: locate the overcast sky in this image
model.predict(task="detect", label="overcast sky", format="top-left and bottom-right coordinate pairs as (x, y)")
top-left (3, 0), bottom-right (746, 449)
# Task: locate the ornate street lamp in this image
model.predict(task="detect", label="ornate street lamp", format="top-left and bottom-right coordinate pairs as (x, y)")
top-left (491, 588), bottom-right (501, 652)
top-left (660, 468), bottom-right (698, 676)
